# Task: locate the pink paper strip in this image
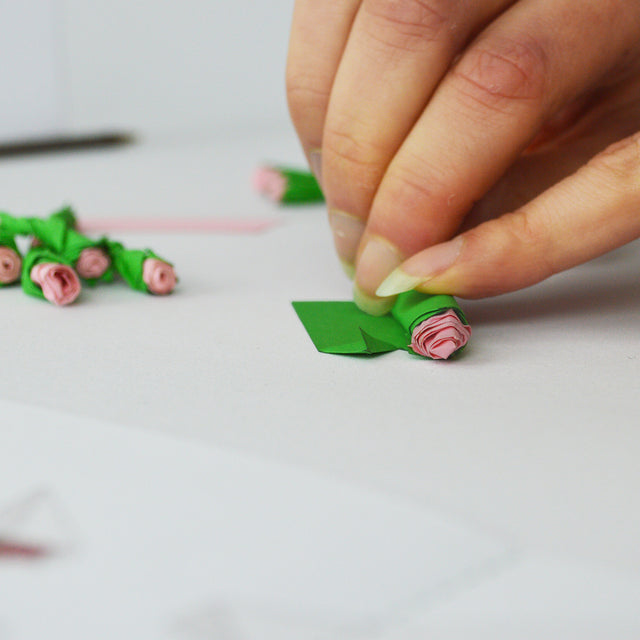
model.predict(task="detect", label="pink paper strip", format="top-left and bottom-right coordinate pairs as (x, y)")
top-left (77, 217), bottom-right (279, 234)
top-left (0, 540), bottom-right (48, 558)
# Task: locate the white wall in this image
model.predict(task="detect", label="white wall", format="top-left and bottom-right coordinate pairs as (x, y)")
top-left (60, 0), bottom-right (295, 135)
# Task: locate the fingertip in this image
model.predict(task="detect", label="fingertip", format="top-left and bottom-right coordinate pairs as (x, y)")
top-left (353, 283), bottom-right (396, 316)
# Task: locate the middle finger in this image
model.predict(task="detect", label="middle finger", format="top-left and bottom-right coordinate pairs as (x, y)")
top-left (322, 0), bottom-right (517, 273)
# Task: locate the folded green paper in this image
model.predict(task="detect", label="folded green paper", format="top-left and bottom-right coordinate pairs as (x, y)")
top-left (293, 291), bottom-right (471, 359)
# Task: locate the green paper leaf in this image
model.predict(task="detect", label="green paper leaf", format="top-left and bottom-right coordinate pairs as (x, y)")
top-left (292, 301), bottom-right (407, 355)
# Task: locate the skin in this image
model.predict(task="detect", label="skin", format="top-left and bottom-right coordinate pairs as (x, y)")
top-left (286, 0), bottom-right (640, 313)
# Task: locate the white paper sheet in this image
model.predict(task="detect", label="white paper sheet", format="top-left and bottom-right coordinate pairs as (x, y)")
top-left (0, 399), bottom-right (506, 639)
top-left (380, 556), bottom-right (640, 640)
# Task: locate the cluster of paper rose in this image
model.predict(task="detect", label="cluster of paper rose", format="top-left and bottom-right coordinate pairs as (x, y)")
top-left (0, 208), bottom-right (176, 306)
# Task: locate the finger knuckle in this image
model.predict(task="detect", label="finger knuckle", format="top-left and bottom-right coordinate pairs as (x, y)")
top-left (388, 158), bottom-right (448, 205)
top-left (452, 35), bottom-right (548, 114)
top-left (323, 117), bottom-right (383, 189)
top-left (502, 209), bottom-right (555, 277)
top-left (286, 71), bottom-right (330, 127)
top-left (591, 132), bottom-right (640, 186)
top-left (362, 0), bottom-right (453, 53)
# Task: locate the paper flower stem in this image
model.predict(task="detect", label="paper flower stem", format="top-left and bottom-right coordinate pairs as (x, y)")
top-left (253, 166), bottom-right (324, 205)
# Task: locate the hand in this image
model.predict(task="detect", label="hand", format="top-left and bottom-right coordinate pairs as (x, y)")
top-left (286, 0), bottom-right (640, 312)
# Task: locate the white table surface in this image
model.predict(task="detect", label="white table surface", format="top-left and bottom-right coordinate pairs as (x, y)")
top-left (1, 127), bottom-right (639, 635)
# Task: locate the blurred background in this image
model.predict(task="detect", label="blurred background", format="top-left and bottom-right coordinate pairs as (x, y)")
top-left (0, 0), bottom-right (294, 141)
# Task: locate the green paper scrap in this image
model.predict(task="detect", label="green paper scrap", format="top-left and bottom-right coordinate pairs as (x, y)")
top-left (293, 291), bottom-right (469, 358)
top-left (276, 167), bottom-right (324, 205)
top-left (21, 247), bottom-right (74, 301)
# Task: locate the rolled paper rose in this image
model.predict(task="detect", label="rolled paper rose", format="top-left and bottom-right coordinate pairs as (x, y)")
top-left (76, 247), bottom-right (111, 279)
top-left (391, 290), bottom-right (471, 360)
top-left (106, 241), bottom-right (176, 295)
top-left (6, 208), bottom-right (114, 284)
top-left (410, 309), bottom-right (471, 360)
top-left (142, 258), bottom-right (176, 295)
top-left (252, 167), bottom-right (288, 203)
top-left (0, 246), bottom-right (21, 284)
top-left (252, 165), bottom-right (324, 205)
top-left (30, 263), bottom-right (81, 306)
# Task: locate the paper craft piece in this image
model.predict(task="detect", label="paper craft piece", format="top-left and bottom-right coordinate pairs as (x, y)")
top-left (293, 291), bottom-right (471, 360)
top-left (253, 166), bottom-right (324, 205)
top-left (77, 217), bottom-right (278, 234)
top-left (0, 227), bottom-right (21, 285)
top-left (106, 241), bottom-right (176, 295)
top-left (22, 246), bottom-right (81, 306)
top-left (0, 206), bottom-right (178, 299)
top-left (2, 208), bottom-right (113, 284)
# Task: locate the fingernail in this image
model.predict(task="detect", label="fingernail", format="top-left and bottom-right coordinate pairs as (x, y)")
top-left (353, 283), bottom-right (395, 316)
top-left (376, 237), bottom-right (463, 296)
top-left (309, 149), bottom-right (322, 187)
top-left (353, 236), bottom-right (403, 315)
top-left (329, 209), bottom-right (365, 270)
top-left (376, 270), bottom-right (425, 297)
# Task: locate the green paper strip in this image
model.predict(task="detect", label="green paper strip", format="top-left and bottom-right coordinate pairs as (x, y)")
top-left (391, 290), bottom-right (468, 333)
top-left (276, 167), bottom-right (324, 205)
top-left (293, 291), bottom-right (469, 358)
top-left (21, 247), bottom-right (74, 300)
top-left (0, 212), bottom-right (33, 237)
top-left (0, 228), bottom-right (19, 254)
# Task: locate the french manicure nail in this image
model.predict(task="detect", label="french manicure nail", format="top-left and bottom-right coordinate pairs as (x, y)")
top-left (355, 235), bottom-right (403, 295)
top-left (353, 284), bottom-right (396, 316)
top-left (376, 237), bottom-right (463, 296)
top-left (376, 269), bottom-right (425, 297)
top-left (329, 209), bottom-right (365, 270)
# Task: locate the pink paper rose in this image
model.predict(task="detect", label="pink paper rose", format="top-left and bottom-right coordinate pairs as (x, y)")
top-left (30, 263), bottom-right (81, 306)
top-left (0, 247), bottom-right (22, 284)
top-left (252, 167), bottom-right (287, 203)
top-left (410, 310), bottom-right (471, 360)
top-left (76, 247), bottom-right (111, 279)
top-left (142, 258), bottom-right (176, 295)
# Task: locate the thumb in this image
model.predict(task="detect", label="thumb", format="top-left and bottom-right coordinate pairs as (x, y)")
top-left (376, 132), bottom-right (640, 299)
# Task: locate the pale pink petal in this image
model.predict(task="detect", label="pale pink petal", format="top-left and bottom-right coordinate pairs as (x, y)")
top-left (76, 247), bottom-right (110, 279)
top-left (252, 167), bottom-right (287, 203)
top-left (31, 262), bottom-right (81, 306)
top-left (0, 247), bottom-right (21, 284)
top-left (410, 309), bottom-right (471, 360)
top-left (142, 258), bottom-right (176, 295)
